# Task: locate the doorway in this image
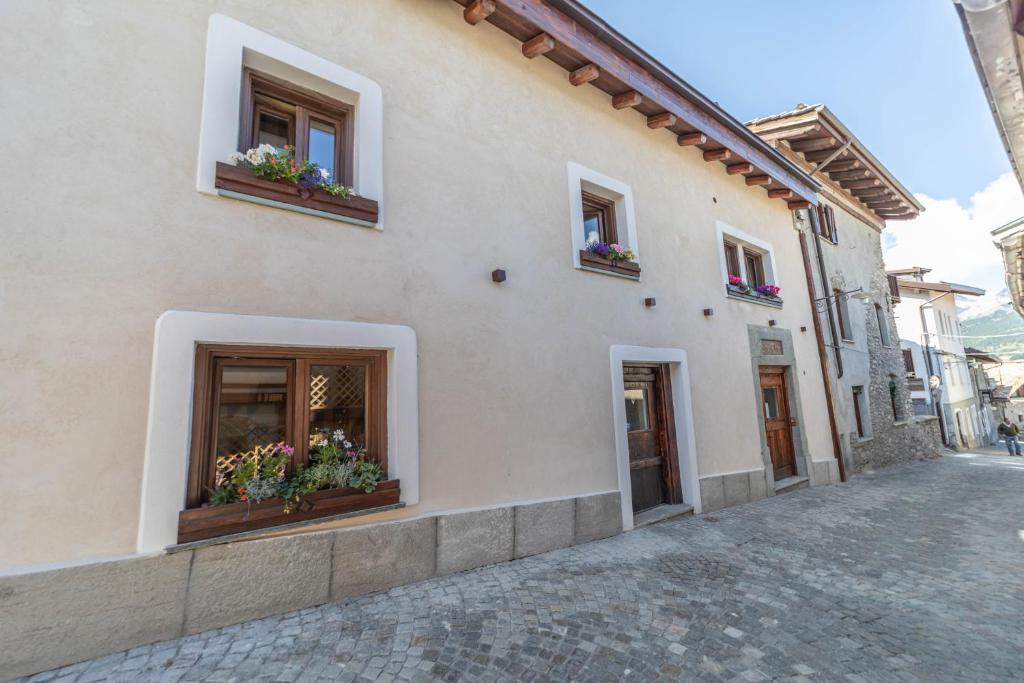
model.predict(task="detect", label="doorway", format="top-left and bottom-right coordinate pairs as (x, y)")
top-left (623, 364), bottom-right (682, 513)
top-left (759, 366), bottom-right (796, 480)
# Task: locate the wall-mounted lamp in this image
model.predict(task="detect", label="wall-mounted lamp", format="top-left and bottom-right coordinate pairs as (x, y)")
top-left (491, 269), bottom-right (506, 283)
top-left (644, 297), bottom-right (656, 307)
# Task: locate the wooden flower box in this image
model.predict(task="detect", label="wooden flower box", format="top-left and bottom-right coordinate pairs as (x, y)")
top-left (214, 162), bottom-right (379, 225)
top-left (176, 479), bottom-right (400, 544)
top-left (579, 249), bottom-right (641, 278)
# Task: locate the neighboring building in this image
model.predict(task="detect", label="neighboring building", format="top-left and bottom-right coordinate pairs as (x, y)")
top-left (966, 347), bottom-right (1003, 444)
top-left (1, 1), bottom-right (846, 677)
top-left (890, 269), bottom-right (987, 448)
top-left (956, 1), bottom-right (1024, 316)
top-left (747, 105), bottom-right (943, 475)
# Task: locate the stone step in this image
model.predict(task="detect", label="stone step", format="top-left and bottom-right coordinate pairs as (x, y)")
top-left (774, 475), bottom-right (809, 495)
top-left (633, 503), bottom-right (694, 528)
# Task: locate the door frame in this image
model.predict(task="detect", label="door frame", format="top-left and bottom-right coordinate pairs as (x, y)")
top-left (623, 363), bottom-right (684, 511)
top-left (610, 346), bottom-right (700, 530)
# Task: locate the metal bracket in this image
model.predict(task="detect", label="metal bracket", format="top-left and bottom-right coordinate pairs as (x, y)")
top-left (813, 287), bottom-right (863, 312)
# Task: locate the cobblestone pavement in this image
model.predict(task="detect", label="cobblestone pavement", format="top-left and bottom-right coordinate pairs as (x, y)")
top-left (22, 453), bottom-right (1024, 683)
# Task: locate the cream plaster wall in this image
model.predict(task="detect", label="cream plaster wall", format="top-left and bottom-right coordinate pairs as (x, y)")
top-left (0, 0), bottom-right (832, 569)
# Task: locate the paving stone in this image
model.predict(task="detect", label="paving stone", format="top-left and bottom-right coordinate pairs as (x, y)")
top-left (17, 454), bottom-right (1024, 683)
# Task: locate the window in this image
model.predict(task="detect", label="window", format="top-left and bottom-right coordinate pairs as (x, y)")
top-left (581, 191), bottom-right (618, 245)
top-left (902, 348), bottom-right (915, 375)
top-left (717, 223), bottom-right (778, 303)
top-left (835, 289), bottom-right (852, 341)
top-left (875, 303), bottom-right (890, 346)
top-left (624, 388), bottom-right (651, 432)
top-left (187, 344), bottom-right (387, 508)
top-left (816, 204), bottom-right (838, 243)
top-left (569, 163), bottom-right (640, 278)
top-left (889, 374), bottom-right (901, 422)
top-left (744, 251), bottom-right (766, 288)
top-left (724, 241), bottom-right (741, 278)
top-left (852, 386), bottom-right (866, 438)
top-left (241, 69), bottom-right (352, 185)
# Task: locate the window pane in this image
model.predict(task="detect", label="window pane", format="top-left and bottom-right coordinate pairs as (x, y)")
top-left (762, 387), bottom-right (779, 419)
top-left (309, 364), bottom-right (366, 447)
top-left (624, 388), bottom-right (650, 432)
top-left (256, 111), bottom-right (290, 149)
top-left (216, 366), bottom-right (288, 457)
top-left (583, 212), bottom-right (602, 244)
top-left (308, 120), bottom-right (336, 181)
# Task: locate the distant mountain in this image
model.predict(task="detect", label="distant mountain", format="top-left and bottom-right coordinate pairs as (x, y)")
top-left (960, 304), bottom-right (1024, 361)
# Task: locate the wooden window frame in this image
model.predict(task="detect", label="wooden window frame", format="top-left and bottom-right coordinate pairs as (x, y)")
top-left (187, 344), bottom-right (387, 509)
top-left (902, 348), bottom-right (916, 375)
top-left (816, 204), bottom-right (838, 243)
top-left (852, 386), bottom-right (865, 438)
top-left (744, 250), bottom-right (766, 289)
top-left (724, 241), bottom-right (741, 279)
top-left (239, 68), bottom-right (355, 187)
top-left (581, 191), bottom-right (618, 245)
top-left (875, 303), bottom-right (890, 346)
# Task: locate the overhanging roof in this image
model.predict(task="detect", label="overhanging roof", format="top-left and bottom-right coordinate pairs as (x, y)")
top-left (894, 278), bottom-right (986, 296)
top-left (992, 215), bottom-right (1024, 317)
top-left (747, 104), bottom-right (923, 222)
top-left (453, 0), bottom-right (820, 208)
top-left (966, 347), bottom-right (1002, 364)
top-left (956, 0), bottom-right (1024, 194)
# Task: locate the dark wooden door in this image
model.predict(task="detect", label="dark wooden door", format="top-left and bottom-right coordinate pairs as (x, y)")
top-left (624, 365), bottom-right (681, 513)
top-left (759, 366), bottom-right (796, 480)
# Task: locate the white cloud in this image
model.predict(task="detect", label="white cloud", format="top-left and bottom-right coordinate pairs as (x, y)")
top-left (882, 172), bottom-right (1024, 318)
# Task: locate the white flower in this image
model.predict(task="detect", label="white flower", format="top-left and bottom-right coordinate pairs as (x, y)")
top-left (332, 429), bottom-right (346, 444)
top-left (317, 167), bottom-right (330, 180)
top-left (343, 441), bottom-right (352, 449)
top-left (229, 151), bottom-right (245, 165)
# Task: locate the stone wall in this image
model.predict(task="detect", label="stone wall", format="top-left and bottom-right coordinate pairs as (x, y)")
top-left (850, 278), bottom-right (944, 471)
top-left (0, 492), bottom-right (621, 680)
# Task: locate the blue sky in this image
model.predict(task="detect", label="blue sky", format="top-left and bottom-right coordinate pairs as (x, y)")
top-left (582, 0), bottom-right (1008, 205)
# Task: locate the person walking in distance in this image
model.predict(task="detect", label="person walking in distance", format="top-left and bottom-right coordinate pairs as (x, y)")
top-left (997, 417), bottom-right (1022, 456)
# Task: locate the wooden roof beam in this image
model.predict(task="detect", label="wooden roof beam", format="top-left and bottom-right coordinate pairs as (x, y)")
top-left (612, 90), bottom-right (642, 109)
top-left (841, 178), bottom-right (883, 190)
top-left (864, 200), bottom-right (905, 210)
top-left (522, 33), bottom-right (555, 58)
top-left (804, 147), bottom-right (852, 163)
top-left (790, 136), bottom-right (838, 153)
top-left (768, 188), bottom-right (793, 199)
top-left (727, 162), bottom-right (755, 175)
top-left (745, 174), bottom-right (771, 186)
top-left (822, 158), bottom-right (863, 172)
top-left (677, 132), bottom-right (706, 146)
top-left (788, 200), bottom-right (812, 210)
top-left (703, 148), bottom-right (732, 162)
top-left (828, 169), bottom-right (871, 181)
top-left (463, 0), bottom-right (496, 24)
top-left (569, 64), bottom-right (600, 86)
top-left (647, 112), bottom-right (677, 129)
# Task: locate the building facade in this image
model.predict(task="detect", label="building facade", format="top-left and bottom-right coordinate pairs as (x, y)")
top-left (891, 270), bottom-right (987, 449)
top-left (747, 106), bottom-right (943, 475)
top-left (1, 1), bottom-right (848, 677)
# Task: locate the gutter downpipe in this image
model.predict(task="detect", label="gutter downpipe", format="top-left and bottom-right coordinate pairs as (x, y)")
top-left (919, 292), bottom-right (949, 445)
top-left (799, 219), bottom-right (847, 482)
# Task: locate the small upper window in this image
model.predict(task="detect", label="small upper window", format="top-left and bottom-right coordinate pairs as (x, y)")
top-left (816, 204), bottom-right (838, 243)
top-left (744, 251), bottom-right (766, 289)
top-left (875, 303), bottom-right (890, 346)
top-left (241, 69), bottom-right (352, 185)
top-left (902, 348), bottom-right (915, 375)
top-left (582, 191), bottom-right (618, 246)
top-left (718, 224), bottom-right (780, 305)
top-left (835, 289), bottom-right (853, 341)
top-left (724, 241), bottom-right (741, 279)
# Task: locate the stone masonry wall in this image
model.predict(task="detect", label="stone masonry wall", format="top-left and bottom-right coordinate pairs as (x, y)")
top-left (850, 265), bottom-right (944, 472)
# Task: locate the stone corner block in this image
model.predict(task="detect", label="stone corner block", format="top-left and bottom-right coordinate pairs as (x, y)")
top-left (699, 476), bottom-right (725, 513)
top-left (330, 516), bottom-right (436, 601)
top-left (184, 531), bottom-right (332, 635)
top-left (573, 492), bottom-right (622, 544)
top-left (723, 471), bottom-right (751, 508)
top-left (514, 499), bottom-right (574, 559)
top-left (436, 507), bottom-right (513, 576)
top-left (0, 551), bottom-right (192, 681)
top-left (748, 469), bottom-right (768, 501)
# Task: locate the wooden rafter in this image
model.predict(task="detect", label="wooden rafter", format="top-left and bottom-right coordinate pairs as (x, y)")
top-left (522, 33), bottom-right (555, 58)
top-left (788, 200), bottom-right (812, 210)
top-left (463, 0), bottom-right (496, 24)
top-left (647, 112), bottom-right (677, 129)
top-left (790, 137), bottom-right (838, 153)
top-left (745, 174), bottom-right (771, 186)
top-left (840, 178), bottom-right (882, 190)
top-left (703, 148), bottom-right (732, 162)
top-left (727, 163), bottom-right (754, 175)
top-left (569, 63), bottom-right (600, 86)
top-left (677, 132), bottom-right (706, 146)
top-left (768, 188), bottom-right (793, 199)
top-left (828, 169), bottom-right (871, 181)
top-left (612, 90), bottom-right (642, 109)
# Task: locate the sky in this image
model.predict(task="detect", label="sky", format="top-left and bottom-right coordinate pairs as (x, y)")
top-left (582, 0), bottom-right (1024, 316)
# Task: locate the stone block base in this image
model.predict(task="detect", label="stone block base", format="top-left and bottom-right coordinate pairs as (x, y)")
top-left (0, 490), bottom-right (622, 680)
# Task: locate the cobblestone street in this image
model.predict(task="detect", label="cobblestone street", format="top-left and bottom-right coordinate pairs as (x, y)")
top-left (23, 453), bottom-right (1024, 683)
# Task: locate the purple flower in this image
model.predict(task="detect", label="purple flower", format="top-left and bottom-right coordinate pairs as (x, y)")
top-left (587, 242), bottom-right (611, 257)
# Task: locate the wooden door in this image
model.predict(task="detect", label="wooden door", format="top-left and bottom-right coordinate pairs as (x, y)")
top-left (624, 365), bottom-right (682, 513)
top-left (759, 366), bottom-right (796, 480)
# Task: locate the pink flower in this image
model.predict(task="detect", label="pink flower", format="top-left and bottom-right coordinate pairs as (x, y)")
top-left (728, 275), bottom-right (743, 286)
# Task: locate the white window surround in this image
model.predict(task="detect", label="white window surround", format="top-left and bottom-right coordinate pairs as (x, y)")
top-left (715, 221), bottom-right (778, 291)
top-left (608, 345), bottom-right (701, 531)
top-left (567, 162), bottom-right (640, 274)
top-left (196, 14), bottom-right (385, 227)
top-left (136, 311), bottom-right (418, 554)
